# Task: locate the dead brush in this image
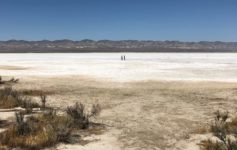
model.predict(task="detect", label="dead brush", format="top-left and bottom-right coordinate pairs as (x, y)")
top-left (40, 93), bottom-right (47, 109)
top-left (66, 102), bottom-right (89, 129)
top-left (90, 104), bottom-right (102, 118)
top-left (0, 76), bottom-right (19, 85)
top-left (0, 86), bottom-right (39, 109)
top-left (15, 112), bottom-right (32, 136)
top-left (1, 113), bottom-right (59, 149)
top-left (0, 81), bottom-right (103, 149)
top-left (8, 77), bottom-right (19, 83)
top-left (66, 102), bottom-right (101, 129)
top-left (201, 110), bottom-right (237, 150)
top-left (0, 102), bottom-right (102, 149)
top-left (211, 110), bottom-right (229, 144)
top-left (0, 86), bottom-right (20, 108)
top-left (200, 139), bottom-right (226, 150)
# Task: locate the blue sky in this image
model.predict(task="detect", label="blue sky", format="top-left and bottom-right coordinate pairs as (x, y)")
top-left (0, 0), bottom-right (237, 41)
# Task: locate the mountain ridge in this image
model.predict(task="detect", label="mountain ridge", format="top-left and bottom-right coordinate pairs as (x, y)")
top-left (0, 39), bottom-right (237, 53)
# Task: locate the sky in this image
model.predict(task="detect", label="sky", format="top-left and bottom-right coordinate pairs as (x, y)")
top-left (0, 0), bottom-right (237, 41)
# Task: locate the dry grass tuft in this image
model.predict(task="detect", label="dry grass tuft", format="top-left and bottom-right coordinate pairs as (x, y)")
top-left (0, 103), bottom-right (103, 149)
top-left (40, 93), bottom-right (47, 109)
top-left (0, 86), bottom-right (40, 109)
top-left (66, 102), bottom-right (101, 129)
top-left (0, 111), bottom-right (72, 149)
top-left (200, 139), bottom-right (226, 150)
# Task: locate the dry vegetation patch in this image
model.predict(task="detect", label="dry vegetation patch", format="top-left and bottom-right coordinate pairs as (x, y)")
top-left (200, 111), bottom-right (237, 150)
top-left (19, 89), bottom-right (54, 96)
top-left (0, 87), bottom-right (39, 109)
top-left (0, 76), bottom-right (19, 85)
top-left (0, 77), bottom-right (104, 150)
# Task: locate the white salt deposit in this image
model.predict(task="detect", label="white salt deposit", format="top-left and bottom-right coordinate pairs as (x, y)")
top-left (0, 53), bottom-right (237, 82)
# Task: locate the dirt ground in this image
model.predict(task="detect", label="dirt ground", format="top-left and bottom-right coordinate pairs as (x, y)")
top-left (3, 75), bottom-right (235, 150)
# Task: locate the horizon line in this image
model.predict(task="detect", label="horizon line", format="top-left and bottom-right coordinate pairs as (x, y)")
top-left (1, 39), bottom-right (237, 43)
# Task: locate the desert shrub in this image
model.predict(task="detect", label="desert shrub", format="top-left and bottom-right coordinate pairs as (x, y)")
top-left (0, 79), bottom-right (103, 149)
top-left (15, 112), bottom-right (32, 136)
top-left (90, 103), bottom-right (102, 118)
top-left (201, 110), bottom-right (237, 150)
top-left (66, 102), bottom-right (89, 129)
top-left (0, 87), bottom-right (20, 108)
top-left (200, 139), bottom-right (226, 150)
top-left (0, 76), bottom-right (19, 85)
top-left (210, 111), bottom-right (229, 144)
top-left (0, 112), bottom-right (72, 149)
top-left (40, 93), bottom-right (47, 109)
top-left (0, 86), bottom-right (39, 109)
top-left (49, 115), bottom-right (73, 143)
top-left (8, 77), bottom-right (19, 83)
top-left (66, 102), bottom-right (101, 129)
top-left (1, 123), bottom-right (57, 150)
top-left (0, 101), bottom-right (102, 149)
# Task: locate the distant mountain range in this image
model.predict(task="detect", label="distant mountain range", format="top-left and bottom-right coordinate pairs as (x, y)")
top-left (0, 39), bottom-right (237, 52)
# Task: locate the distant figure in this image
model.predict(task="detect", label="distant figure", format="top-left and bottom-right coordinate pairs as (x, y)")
top-left (123, 55), bottom-right (126, 61)
top-left (121, 55), bottom-right (123, 61)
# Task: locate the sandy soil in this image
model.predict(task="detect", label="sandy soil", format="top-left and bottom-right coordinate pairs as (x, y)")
top-left (3, 76), bottom-right (235, 150)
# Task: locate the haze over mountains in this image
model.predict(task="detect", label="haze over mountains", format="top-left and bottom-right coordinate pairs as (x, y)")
top-left (0, 40), bottom-right (237, 53)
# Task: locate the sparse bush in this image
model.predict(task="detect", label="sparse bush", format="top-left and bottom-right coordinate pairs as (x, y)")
top-left (0, 78), bottom-right (103, 149)
top-left (0, 76), bottom-right (19, 85)
top-left (40, 93), bottom-right (47, 109)
top-left (15, 112), bottom-right (32, 136)
top-left (211, 111), bottom-right (229, 144)
top-left (8, 77), bottom-right (19, 83)
top-left (66, 102), bottom-right (89, 129)
top-left (66, 102), bottom-right (101, 129)
top-left (0, 113), bottom-right (67, 149)
top-left (201, 110), bottom-right (237, 150)
top-left (200, 139), bottom-right (226, 150)
top-left (0, 103), bottom-right (101, 149)
top-left (90, 103), bottom-right (102, 118)
top-left (0, 86), bottom-right (39, 109)
top-left (51, 116), bottom-right (73, 143)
